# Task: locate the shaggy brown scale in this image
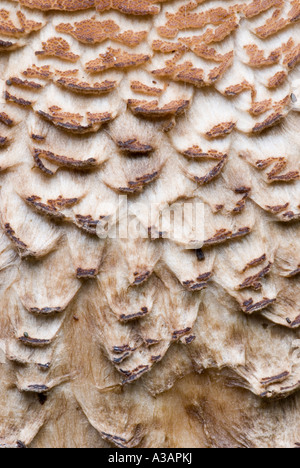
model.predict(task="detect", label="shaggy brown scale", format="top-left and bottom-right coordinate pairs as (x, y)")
top-left (0, 0), bottom-right (299, 449)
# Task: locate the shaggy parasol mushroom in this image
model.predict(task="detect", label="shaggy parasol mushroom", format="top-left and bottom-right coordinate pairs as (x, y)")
top-left (0, 0), bottom-right (299, 449)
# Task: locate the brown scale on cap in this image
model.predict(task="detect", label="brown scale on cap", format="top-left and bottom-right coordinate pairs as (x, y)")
top-left (0, 136), bottom-right (9, 147)
top-left (152, 43), bottom-right (234, 87)
top-left (152, 40), bottom-right (188, 54)
top-left (255, 10), bottom-right (287, 39)
top-left (202, 16), bottom-right (240, 45)
top-left (23, 384), bottom-right (50, 394)
top-left (156, 17), bottom-right (239, 53)
top-left (261, 371), bottom-right (290, 387)
top-left (192, 44), bottom-right (232, 62)
top-left (265, 203), bottom-right (289, 214)
top-left (160, 14), bottom-right (239, 47)
top-left (243, 0), bottom-right (284, 18)
top-left (157, 3), bottom-right (238, 39)
top-left (117, 171), bottom-right (160, 194)
top-left (35, 37), bottom-right (80, 62)
top-left (6, 77), bottom-right (44, 89)
top-left (25, 195), bottom-right (66, 219)
top-left (1, 0), bottom-right (300, 449)
top-left (28, 307), bottom-right (64, 315)
top-left (37, 106), bottom-right (113, 133)
top-left (0, 112), bottom-right (14, 126)
top-left (119, 308), bottom-right (149, 322)
top-left (130, 81), bottom-right (164, 96)
top-left (232, 194), bottom-right (249, 214)
top-left (224, 80), bottom-right (256, 97)
top-left (17, 0), bottom-right (95, 11)
top-left (113, 344), bottom-right (135, 354)
top-left (254, 157), bottom-right (300, 182)
top-left (203, 227), bottom-right (251, 246)
top-left (289, 0), bottom-right (300, 22)
top-left (116, 139), bottom-right (154, 154)
top-left (31, 134), bottom-right (45, 141)
top-left (33, 148), bottom-right (98, 172)
top-left (4, 223), bottom-right (30, 256)
top-left (96, 0), bottom-right (168, 16)
top-left (22, 64), bottom-right (53, 79)
top-left (245, 44), bottom-right (282, 67)
top-left (76, 268), bottom-right (98, 279)
top-left (267, 71), bottom-right (287, 88)
top-left (182, 272), bottom-right (212, 291)
top-left (206, 122), bottom-right (236, 139)
top-left (47, 196), bottom-right (79, 210)
top-left (99, 431), bottom-right (134, 449)
top-left (243, 254), bottom-right (267, 272)
top-left (182, 146), bottom-right (227, 160)
top-left (85, 48), bottom-right (150, 73)
top-left (0, 9), bottom-right (43, 37)
top-left (238, 262), bottom-right (272, 291)
top-left (193, 45), bottom-right (234, 81)
top-left (18, 335), bottom-right (52, 347)
top-left (252, 112), bottom-right (285, 133)
top-left (55, 73), bottom-right (117, 95)
top-left (245, 38), bottom-right (300, 71)
top-left (32, 154), bottom-right (54, 176)
top-left (242, 297), bottom-right (276, 314)
top-left (152, 60), bottom-right (206, 87)
top-left (87, 112), bottom-right (114, 125)
top-left (284, 266), bottom-right (300, 278)
top-left (56, 19), bottom-right (147, 47)
top-left (235, 186), bottom-right (251, 194)
top-left (74, 215), bottom-right (99, 234)
top-left (132, 271), bottom-right (151, 285)
top-left (242, 92), bottom-right (289, 133)
top-left (184, 155), bottom-right (228, 185)
top-left (249, 95), bottom-right (289, 116)
top-left (255, 11), bottom-right (288, 39)
top-left (282, 39), bottom-right (300, 69)
top-left (21, 66), bottom-right (117, 94)
top-left (249, 99), bottom-right (273, 116)
top-left (0, 39), bottom-right (21, 51)
top-left (128, 99), bottom-right (190, 118)
top-left (5, 91), bottom-right (33, 107)
top-left (254, 0), bottom-right (300, 38)
top-left (208, 53), bottom-right (234, 82)
top-left (38, 107), bottom-right (83, 129)
top-left (172, 327), bottom-right (192, 341)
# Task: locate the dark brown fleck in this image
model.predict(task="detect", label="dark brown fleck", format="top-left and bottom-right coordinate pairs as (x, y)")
top-left (196, 248), bottom-right (205, 261)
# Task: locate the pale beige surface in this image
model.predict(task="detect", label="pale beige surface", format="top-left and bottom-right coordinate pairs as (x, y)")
top-left (0, 0), bottom-right (299, 448)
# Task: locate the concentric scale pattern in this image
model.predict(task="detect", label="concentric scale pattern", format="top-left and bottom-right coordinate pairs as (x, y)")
top-left (0, 0), bottom-right (300, 448)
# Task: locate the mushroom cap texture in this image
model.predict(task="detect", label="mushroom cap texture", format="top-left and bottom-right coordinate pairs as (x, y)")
top-left (0, 0), bottom-right (300, 448)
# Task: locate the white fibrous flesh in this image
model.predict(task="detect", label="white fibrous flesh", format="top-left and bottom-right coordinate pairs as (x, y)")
top-left (0, 0), bottom-right (299, 448)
